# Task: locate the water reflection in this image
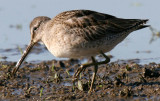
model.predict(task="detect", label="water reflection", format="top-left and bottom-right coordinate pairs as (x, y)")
top-left (149, 26), bottom-right (160, 44)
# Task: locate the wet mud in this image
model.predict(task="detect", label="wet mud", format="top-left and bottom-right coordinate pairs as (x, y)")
top-left (0, 59), bottom-right (159, 100)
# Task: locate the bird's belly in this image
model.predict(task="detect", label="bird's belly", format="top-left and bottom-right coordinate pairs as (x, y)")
top-left (44, 30), bottom-right (129, 59)
top-left (49, 47), bottom-right (97, 58)
top-left (47, 43), bottom-right (114, 59)
top-left (45, 37), bottom-right (122, 58)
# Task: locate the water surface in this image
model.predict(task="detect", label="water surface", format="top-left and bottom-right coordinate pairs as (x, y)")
top-left (0, 0), bottom-right (160, 64)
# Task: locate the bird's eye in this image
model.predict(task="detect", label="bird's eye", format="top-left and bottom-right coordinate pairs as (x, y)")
top-left (33, 27), bottom-right (38, 31)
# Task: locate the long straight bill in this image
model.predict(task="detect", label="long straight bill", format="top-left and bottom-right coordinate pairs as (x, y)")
top-left (12, 42), bottom-right (35, 76)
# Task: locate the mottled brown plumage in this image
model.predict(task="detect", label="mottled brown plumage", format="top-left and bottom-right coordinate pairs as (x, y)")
top-left (12, 10), bottom-right (148, 92)
top-left (51, 10), bottom-right (148, 41)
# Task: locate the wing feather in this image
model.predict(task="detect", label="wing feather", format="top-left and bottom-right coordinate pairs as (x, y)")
top-left (53, 10), bottom-right (148, 41)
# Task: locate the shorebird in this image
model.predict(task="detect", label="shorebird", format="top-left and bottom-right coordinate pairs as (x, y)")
top-left (12, 10), bottom-right (148, 92)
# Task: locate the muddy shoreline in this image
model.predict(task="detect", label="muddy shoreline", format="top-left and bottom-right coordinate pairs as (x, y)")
top-left (0, 59), bottom-right (160, 100)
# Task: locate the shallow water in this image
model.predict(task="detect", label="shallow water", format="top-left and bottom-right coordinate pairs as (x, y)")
top-left (0, 0), bottom-right (160, 64)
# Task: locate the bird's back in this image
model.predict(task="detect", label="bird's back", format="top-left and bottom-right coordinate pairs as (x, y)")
top-left (50, 10), bottom-right (148, 41)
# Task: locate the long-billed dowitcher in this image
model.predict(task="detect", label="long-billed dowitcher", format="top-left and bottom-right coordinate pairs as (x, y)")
top-left (12, 10), bottom-right (148, 92)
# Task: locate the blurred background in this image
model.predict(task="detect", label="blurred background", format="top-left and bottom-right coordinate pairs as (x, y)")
top-left (0, 0), bottom-right (160, 64)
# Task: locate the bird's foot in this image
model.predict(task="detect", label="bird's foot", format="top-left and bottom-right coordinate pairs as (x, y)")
top-left (72, 51), bottom-right (110, 92)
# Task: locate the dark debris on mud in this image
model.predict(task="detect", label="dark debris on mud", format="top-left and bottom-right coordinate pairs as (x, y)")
top-left (0, 59), bottom-right (160, 101)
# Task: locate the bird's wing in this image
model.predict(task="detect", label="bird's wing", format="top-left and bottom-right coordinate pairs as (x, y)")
top-left (53, 10), bottom-right (148, 41)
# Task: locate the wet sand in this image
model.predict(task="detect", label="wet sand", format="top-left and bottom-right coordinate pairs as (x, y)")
top-left (0, 59), bottom-right (159, 100)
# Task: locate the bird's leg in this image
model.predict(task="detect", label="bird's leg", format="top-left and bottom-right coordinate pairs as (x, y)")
top-left (73, 51), bottom-right (110, 79)
top-left (72, 51), bottom-right (110, 91)
top-left (100, 51), bottom-right (110, 64)
top-left (73, 63), bottom-right (94, 79)
top-left (88, 56), bottom-right (98, 93)
top-left (72, 62), bottom-right (95, 88)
